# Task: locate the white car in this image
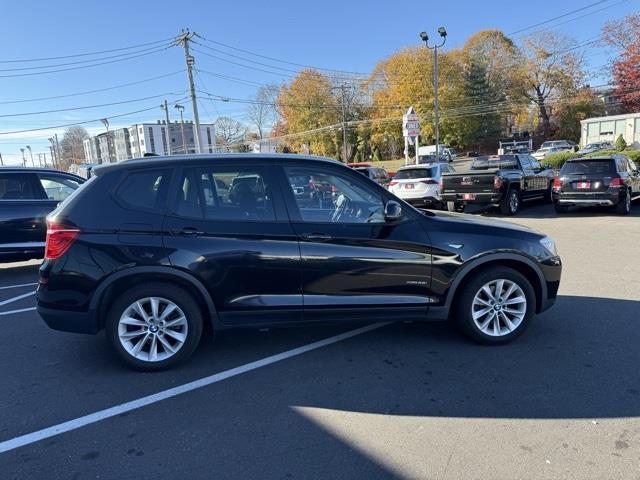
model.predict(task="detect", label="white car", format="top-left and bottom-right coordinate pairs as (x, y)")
top-left (389, 163), bottom-right (455, 208)
top-left (532, 145), bottom-right (571, 160)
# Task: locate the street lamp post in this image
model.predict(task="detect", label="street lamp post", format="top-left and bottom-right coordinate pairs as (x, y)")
top-left (26, 145), bottom-right (34, 167)
top-left (19, 148), bottom-right (26, 167)
top-left (420, 27), bottom-right (447, 153)
top-left (160, 100), bottom-right (173, 156)
top-left (174, 104), bottom-right (187, 153)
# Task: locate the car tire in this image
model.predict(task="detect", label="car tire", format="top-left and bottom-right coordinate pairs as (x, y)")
top-left (500, 189), bottom-right (520, 215)
top-left (454, 267), bottom-right (535, 345)
top-left (105, 282), bottom-right (204, 371)
top-left (616, 189), bottom-right (631, 215)
top-left (447, 201), bottom-right (465, 213)
top-left (554, 203), bottom-right (569, 214)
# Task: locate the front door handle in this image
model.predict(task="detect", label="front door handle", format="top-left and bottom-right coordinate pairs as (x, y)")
top-left (172, 227), bottom-right (204, 236)
top-left (301, 232), bottom-right (332, 242)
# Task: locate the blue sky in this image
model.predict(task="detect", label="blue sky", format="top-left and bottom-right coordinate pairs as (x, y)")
top-left (0, 0), bottom-right (637, 164)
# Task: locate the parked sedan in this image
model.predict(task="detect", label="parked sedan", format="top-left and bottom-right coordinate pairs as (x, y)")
top-left (552, 155), bottom-right (640, 214)
top-left (389, 163), bottom-right (455, 208)
top-left (576, 142), bottom-right (612, 155)
top-left (0, 167), bottom-right (84, 262)
top-left (36, 154), bottom-right (561, 370)
top-left (532, 145), bottom-right (572, 160)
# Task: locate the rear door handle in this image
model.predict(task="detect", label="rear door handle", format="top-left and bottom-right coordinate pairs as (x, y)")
top-left (301, 232), bottom-right (332, 242)
top-left (172, 227), bottom-right (204, 236)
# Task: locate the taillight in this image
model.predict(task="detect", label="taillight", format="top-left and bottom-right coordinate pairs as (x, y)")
top-left (439, 178), bottom-right (444, 191)
top-left (494, 176), bottom-right (503, 189)
top-left (420, 179), bottom-right (438, 184)
top-left (45, 222), bottom-right (80, 260)
top-left (552, 177), bottom-right (562, 189)
top-left (389, 181), bottom-right (398, 187)
top-left (609, 177), bottom-right (624, 187)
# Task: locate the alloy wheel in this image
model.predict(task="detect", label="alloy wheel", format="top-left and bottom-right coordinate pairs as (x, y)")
top-left (117, 297), bottom-right (189, 362)
top-left (471, 279), bottom-right (527, 337)
top-left (510, 191), bottom-right (519, 214)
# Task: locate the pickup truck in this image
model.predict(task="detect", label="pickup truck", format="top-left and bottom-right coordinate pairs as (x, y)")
top-left (440, 154), bottom-right (554, 215)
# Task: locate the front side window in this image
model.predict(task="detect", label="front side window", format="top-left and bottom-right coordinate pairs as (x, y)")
top-left (176, 167), bottom-right (275, 221)
top-left (116, 169), bottom-right (169, 212)
top-left (285, 167), bottom-right (385, 224)
top-left (37, 174), bottom-right (83, 201)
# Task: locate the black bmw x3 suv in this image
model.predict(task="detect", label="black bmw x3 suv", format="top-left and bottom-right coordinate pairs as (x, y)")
top-left (37, 154), bottom-right (562, 370)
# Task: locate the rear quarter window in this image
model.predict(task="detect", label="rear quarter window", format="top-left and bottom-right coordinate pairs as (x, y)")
top-left (115, 169), bottom-right (171, 212)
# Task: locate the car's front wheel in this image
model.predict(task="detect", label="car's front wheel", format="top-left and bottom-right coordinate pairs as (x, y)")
top-left (106, 283), bottom-right (203, 371)
top-left (455, 267), bottom-right (535, 345)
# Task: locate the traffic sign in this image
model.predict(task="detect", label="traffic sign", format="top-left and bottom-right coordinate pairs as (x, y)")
top-left (402, 106), bottom-right (420, 138)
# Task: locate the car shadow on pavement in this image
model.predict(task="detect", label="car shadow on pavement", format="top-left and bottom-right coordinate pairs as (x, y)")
top-left (285, 294), bottom-right (640, 421)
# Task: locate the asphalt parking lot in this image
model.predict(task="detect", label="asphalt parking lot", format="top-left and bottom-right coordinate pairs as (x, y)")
top-left (1, 203), bottom-right (639, 480)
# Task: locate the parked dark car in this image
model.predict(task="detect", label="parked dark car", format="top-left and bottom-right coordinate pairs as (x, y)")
top-left (0, 167), bottom-right (84, 262)
top-left (441, 154), bottom-right (554, 215)
top-left (552, 155), bottom-right (640, 214)
top-left (37, 154), bottom-right (561, 370)
top-left (350, 163), bottom-right (391, 187)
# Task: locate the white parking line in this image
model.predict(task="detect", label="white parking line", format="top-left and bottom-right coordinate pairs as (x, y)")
top-left (0, 322), bottom-right (386, 454)
top-left (0, 282), bottom-right (38, 291)
top-left (0, 307), bottom-right (37, 316)
top-left (0, 291), bottom-right (35, 307)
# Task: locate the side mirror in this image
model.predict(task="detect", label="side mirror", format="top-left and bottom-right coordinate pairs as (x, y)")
top-left (384, 200), bottom-right (403, 221)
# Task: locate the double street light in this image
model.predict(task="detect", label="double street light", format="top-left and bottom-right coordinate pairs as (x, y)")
top-left (420, 27), bottom-right (447, 152)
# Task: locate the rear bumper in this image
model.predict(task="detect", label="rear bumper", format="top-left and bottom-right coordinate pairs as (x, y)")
top-left (404, 196), bottom-right (441, 207)
top-left (553, 191), bottom-right (619, 207)
top-left (37, 305), bottom-right (98, 335)
top-left (440, 192), bottom-right (502, 205)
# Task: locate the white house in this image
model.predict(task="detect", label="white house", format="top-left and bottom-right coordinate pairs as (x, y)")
top-left (580, 112), bottom-right (640, 148)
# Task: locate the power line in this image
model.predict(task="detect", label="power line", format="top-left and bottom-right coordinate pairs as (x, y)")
top-left (0, 98), bottom-right (189, 136)
top-left (0, 46), bottom-right (170, 79)
top-left (0, 91), bottom-right (188, 118)
top-left (508, 0), bottom-right (611, 35)
top-left (0, 70), bottom-right (185, 105)
top-left (0, 36), bottom-right (176, 63)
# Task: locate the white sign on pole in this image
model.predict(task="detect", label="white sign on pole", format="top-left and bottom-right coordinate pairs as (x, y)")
top-left (402, 106), bottom-right (420, 138)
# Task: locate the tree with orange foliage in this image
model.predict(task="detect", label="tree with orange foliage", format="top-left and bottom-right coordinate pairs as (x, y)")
top-left (602, 13), bottom-right (640, 113)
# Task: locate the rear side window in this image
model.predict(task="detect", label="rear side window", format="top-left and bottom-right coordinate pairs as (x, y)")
top-left (115, 169), bottom-right (170, 212)
top-left (395, 168), bottom-right (436, 179)
top-left (0, 173), bottom-right (44, 200)
top-left (175, 167), bottom-right (275, 221)
top-left (561, 160), bottom-right (616, 175)
top-left (37, 174), bottom-right (83, 201)
top-left (471, 156), bottom-right (519, 170)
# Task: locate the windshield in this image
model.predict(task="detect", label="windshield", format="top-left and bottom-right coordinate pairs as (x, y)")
top-left (394, 167), bottom-right (437, 179)
top-left (561, 160), bottom-right (616, 175)
top-left (471, 156), bottom-right (519, 170)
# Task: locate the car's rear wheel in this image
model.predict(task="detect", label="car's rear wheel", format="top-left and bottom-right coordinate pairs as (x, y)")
top-left (616, 189), bottom-right (631, 215)
top-left (554, 203), bottom-right (569, 214)
top-left (106, 283), bottom-right (203, 371)
top-left (447, 201), bottom-right (465, 213)
top-left (500, 189), bottom-right (520, 215)
top-left (455, 267), bottom-right (534, 345)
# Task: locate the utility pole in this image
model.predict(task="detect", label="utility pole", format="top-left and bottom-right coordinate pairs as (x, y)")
top-left (177, 30), bottom-right (202, 153)
top-left (54, 133), bottom-right (62, 169)
top-left (20, 148), bottom-right (26, 167)
top-left (420, 27), bottom-right (447, 152)
top-left (332, 84), bottom-right (350, 163)
top-left (160, 100), bottom-right (173, 155)
top-left (26, 145), bottom-right (34, 167)
top-left (175, 104), bottom-right (187, 153)
top-left (0, 152), bottom-right (3, 166)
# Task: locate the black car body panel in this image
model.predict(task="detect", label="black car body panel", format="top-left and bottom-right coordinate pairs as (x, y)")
top-left (0, 168), bottom-right (84, 261)
top-left (36, 154), bottom-right (561, 336)
top-left (441, 154), bottom-right (553, 208)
